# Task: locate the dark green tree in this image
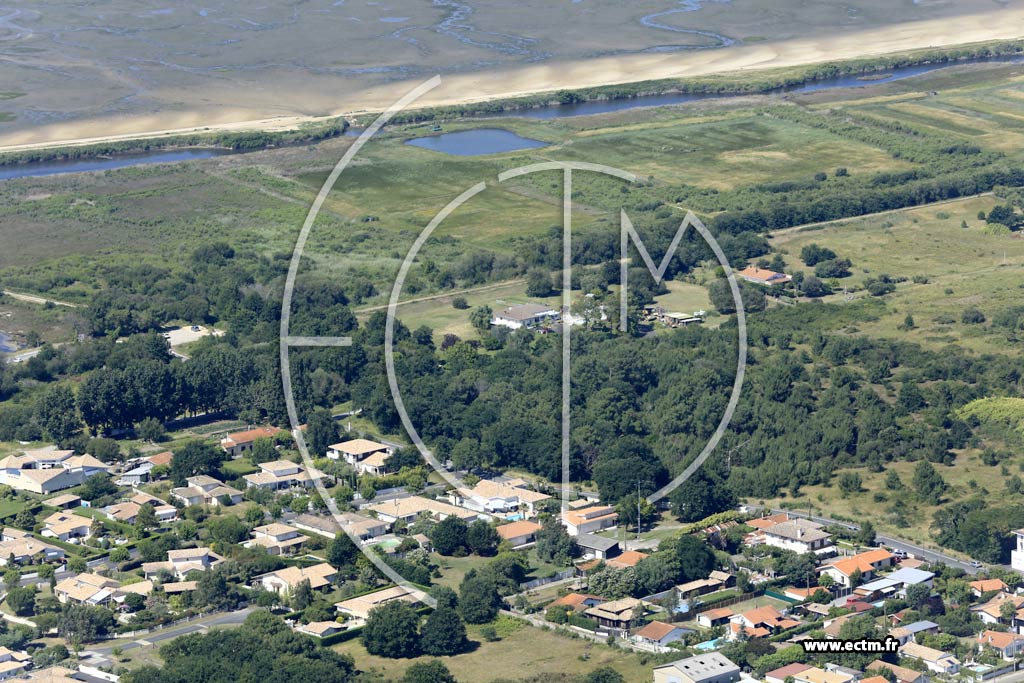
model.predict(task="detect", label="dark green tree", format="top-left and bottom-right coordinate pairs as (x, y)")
top-left (363, 600), bottom-right (421, 658)
top-left (458, 571), bottom-right (501, 624)
top-left (419, 605), bottom-right (467, 656)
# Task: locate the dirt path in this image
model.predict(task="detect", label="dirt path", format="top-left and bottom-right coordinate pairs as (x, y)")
top-left (2, 289), bottom-right (79, 308)
top-left (766, 192), bottom-right (992, 243)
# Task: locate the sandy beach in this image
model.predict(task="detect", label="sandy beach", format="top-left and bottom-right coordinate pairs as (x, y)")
top-left (2, 8), bottom-right (1024, 153)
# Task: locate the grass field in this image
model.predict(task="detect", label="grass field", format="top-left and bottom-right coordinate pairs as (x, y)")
top-left (335, 615), bottom-right (653, 683)
top-left (759, 446), bottom-right (1022, 555)
top-left (771, 194), bottom-right (1024, 354)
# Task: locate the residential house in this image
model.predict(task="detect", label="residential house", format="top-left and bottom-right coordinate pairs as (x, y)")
top-left (245, 523), bottom-right (309, 556)
top-left (44, 494), bottom-right (81, 509)
top-left (561, 505), bottom-right (618, 536)
top-left (866, 661), bottom-right (927, 683)
top-left (762, 518), bottom-right (834, 555)
top-left (886, 567), bottom-right (935, 597)
top-left (0, 647), bottom-right (31, 680)
top-left (899, 642), bottom-right (960, 675)
top-left (449, 478), bottom-right (551, 518)
top-left (170, 475), bottom-right (244, 507)
top-left (0, 447), bottom-right (112, 494)
top-left (697, 607), bottom-right (734, 628)
top-left (292, 512), bottom-right (387, 542)
top-left (111, 580), bottom-right (155, 606)
top-left (491, 303), bottom-right (558, 330)
top-left (162, 581), bottom-right (198, 594)
top-left (243, 460), bottom-right (317, 491)
top-left (104, 501), bottom-right (142, 524)
top-left (547, 593), bottom-right (602, 613)
top-left (295, 621), bottom-right (344, 638)
top-left (737, 267), bottom-right (792, 286)
top-left (220, 426), bottom-right (283, 457)
top-left (145, 450), bottom-right (174, 468)
top-left (367, 496), bottom-right (480, 526)
top-left (576, 533), bottom-right (620, 560)
top-left (54, 573), bottom-right (119, 605)
top-left (334, 585), bottom-right (425, 623)
top-left (40, 511), bottom-right (91, 542)
top-left (652, 652), bottom-right (740, 683)
top-left (256, 562), bottom-right (337, 595)
top-left (585, 597), bottom-right (647, 631)
top-left (728, 605), bottom-right (800, 640)
top-left (115, 461), bottom-right (154, 487)
top-left (970, 578), bottom-right (1008, 597)
top-left (889, 620), bottom-right (940, 646)
top-left (765, 664), bottom-right (813, 683)
top-left (327, 439), bottom-right (395, 476)
top-left (632, 620), bottom-right (692, 649)
top-left (0, 528), bottom-right (64, 565)
top-left (977, 630), bottom-right (1024, 660)
top-left (131, 494), bottom-right (178, 523)
top-left (819, 549), bottom-right (894, 588)
top-left (607, 550), bottom-right (648, 570)
top-left (496, 520), bottom-right (542, 548)
top-left (853, 577), bottom-right (901, 602)
top-left (971, 592), bottom-right (1024, 627)
top-left (142, 547), bottom-right (223, 580)
top-left (1012, 529), bottom-right (1024, 574)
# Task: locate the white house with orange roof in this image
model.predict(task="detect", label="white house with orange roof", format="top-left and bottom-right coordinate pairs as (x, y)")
top-left (978, 630), bottom-right (1024, 659)
top-left (220, 426), bottom-right (283, 457)
top-left (737, 266), bottom-right (792, 286)
top-left (496, 520), bottom-right (542, 548)
top-left (819, 548), bottom-right (894, 587)
top-left (450, 477), bottom-right (551, 518)
top-left (561, 505), bottom-right (618, 536)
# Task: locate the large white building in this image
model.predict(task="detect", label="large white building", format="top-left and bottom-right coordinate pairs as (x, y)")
top-left (0, 446), bottom-right (112, 494)
top-left (762, 519), bottom-right (834, 555)
top-left (1012, 529), bottom-right (1024, 573)
top-left (491, 303), bottom-right (558, 330)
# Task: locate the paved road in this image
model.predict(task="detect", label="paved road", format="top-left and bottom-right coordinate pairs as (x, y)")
top-left (749, 505), bottom-right (983, 575)
top-left (86, 607), bottom-right (254, 657)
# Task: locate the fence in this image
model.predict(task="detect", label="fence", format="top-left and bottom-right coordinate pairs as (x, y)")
top-left (520, 568), bottom-right (577, 591)
top-left (689, 590), bottom-right (763, 615)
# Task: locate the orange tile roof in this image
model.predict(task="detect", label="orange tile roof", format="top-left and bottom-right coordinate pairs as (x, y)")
top-left (971, 578), bottom-right (1008, 593)
top-left (496, 520), bottom-right (542, 540)
top-left (634, 620), bottom-right (681, 640)
top-left (549, 593), bottom-right (600, 610)
top-left (607, 550), bottom-right (647, 568)
top-left (147, 451), bottom-right (174, 466)
top-left (829, 548), bottom-right (893, 576)
top-left (747, 513), bottom-right (789, 529)
top-left (978, 630), bottom-right (1024, 649)
top-left (701, 607), bottom-right (734, 620)
top-left (730, 622), bottom-right (770, 638)
top-left (223, 427), bottom-right (281, 445)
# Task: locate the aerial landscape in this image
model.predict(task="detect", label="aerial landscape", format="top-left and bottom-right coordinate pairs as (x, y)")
top-left (2, 2), bottom-right (1024, 683)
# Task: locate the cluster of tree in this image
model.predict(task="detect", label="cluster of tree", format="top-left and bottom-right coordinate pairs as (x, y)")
top-left (585, 534), bottom-right (716, 599)
top-left (428, 517), bottom-right (501, 557)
